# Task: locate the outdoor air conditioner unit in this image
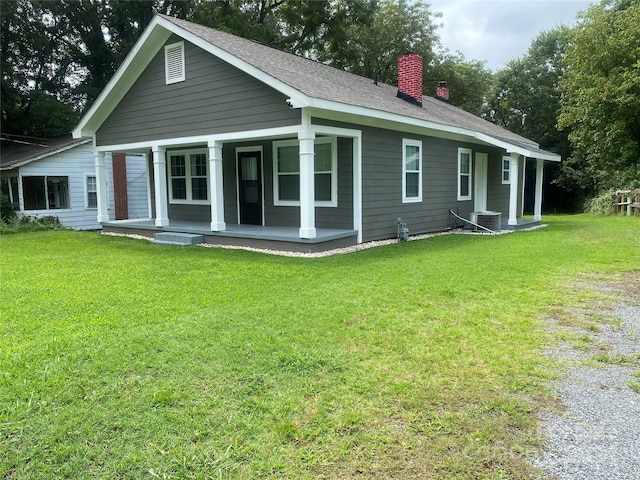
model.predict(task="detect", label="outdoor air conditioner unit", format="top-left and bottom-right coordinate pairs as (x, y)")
top-left (470, 211), bottom-right (502, 232)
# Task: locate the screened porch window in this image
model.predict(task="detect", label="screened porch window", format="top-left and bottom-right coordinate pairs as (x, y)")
top-left (168, 150), bottom-right (209, 204)
top-left (22, 176), bottom-right (69, 210)
top-left (273, 137), bottom-right (337, 207)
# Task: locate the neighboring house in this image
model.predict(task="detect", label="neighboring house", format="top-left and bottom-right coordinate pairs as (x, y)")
top-left (0, 136), bottom-right (149, 230)
top-left (73, 14), bottom-right (560, 251)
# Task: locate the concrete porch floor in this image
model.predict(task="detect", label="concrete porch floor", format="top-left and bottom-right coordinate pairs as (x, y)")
top-left (101, 218), bottom-right (359, 253)
top-left (500, 218), bottom-right (541, 231)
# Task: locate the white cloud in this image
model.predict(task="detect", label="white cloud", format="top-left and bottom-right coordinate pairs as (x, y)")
top-left (428, 0), bottom-right (593, 70)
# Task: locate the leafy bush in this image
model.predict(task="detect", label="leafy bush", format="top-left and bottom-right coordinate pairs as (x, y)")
top-left (584, 189), bottom-right (617, 215)
top-left (0, 193), bottom-right (17, 222)
top-left (0, 214), bottom-right (67, 234)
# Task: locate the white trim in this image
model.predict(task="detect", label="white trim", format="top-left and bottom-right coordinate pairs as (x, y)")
top-left (474, 132), bottom-right (561, 162)
top-left (93, 125), bottom-right (301, 153)
top-left (457, 147), bottom-right (473, 201)
top-left (164, 41), bottom-right (185, 84)
top-left (402, 138), bottom-right (422, 203)
top-left (235, 145), bottom-right (265, 225)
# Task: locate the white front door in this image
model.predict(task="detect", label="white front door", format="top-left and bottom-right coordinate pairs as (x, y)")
top-left (474, 152), bottom-right (488, 212)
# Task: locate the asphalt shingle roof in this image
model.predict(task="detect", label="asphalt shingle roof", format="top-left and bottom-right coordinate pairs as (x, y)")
top-left (161, 15), bottom-right (539, 148)
top-left (0, 135), bottom-right (89, 170)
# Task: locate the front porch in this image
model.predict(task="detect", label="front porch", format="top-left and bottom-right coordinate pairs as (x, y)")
top-left (102, 219), bottom-right (358, 253)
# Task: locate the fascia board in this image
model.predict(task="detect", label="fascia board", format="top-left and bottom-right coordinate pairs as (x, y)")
top-left (474, 132), bottom-right (561, 162)
top-left (73, 17), bottom-right (172, 139)
top-left (0, 139), bottom-right (93, 171)
top-left (305, 99), bottom-right (472, 139)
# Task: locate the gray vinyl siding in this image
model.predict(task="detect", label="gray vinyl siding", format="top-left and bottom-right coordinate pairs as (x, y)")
top-left (313, 117), bottom-right (517, 242)
top-left (485, 154), bottom-right (524, 216)
top-left (96, 36), bottom-right (300, 146)
top-left (220, 138), bottom-right (353, 228)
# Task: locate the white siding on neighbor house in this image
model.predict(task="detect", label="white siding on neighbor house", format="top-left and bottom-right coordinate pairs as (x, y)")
top-left (16, 143), bottom-right (149, 230)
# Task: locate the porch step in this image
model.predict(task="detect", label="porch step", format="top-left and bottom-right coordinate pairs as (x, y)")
top-left (152, 232), bottom-right (205, 246)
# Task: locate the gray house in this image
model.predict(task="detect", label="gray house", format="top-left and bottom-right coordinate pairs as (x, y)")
top-left (73, 14), bottom-right (560, 251)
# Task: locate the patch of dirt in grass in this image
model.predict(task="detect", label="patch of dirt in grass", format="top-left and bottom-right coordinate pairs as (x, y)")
top-left (532, 271), bottom-right (640, 479)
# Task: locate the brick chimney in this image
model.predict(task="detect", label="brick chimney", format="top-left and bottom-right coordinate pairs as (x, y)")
top-left (397, 53), bottom-right (423, 107)
top-left (435, 81), bottom-right (449, 102)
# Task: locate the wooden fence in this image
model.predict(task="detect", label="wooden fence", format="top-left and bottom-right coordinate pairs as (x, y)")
top-left (616, 189), bottom-right (640, 216)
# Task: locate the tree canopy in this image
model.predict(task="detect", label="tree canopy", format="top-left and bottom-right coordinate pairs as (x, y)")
top-left (2, 0), bottom-right (636, 200)
top-left (558, 0), bottom-right (640, 190)
top-left (1, 0), bottom-right (493, 138)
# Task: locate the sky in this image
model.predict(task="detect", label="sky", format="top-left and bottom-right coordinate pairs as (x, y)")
top-left (427, 0), bottom-right (594, 71)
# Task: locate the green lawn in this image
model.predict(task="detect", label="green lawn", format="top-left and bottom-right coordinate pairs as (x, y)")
top-left (1, 215), bottom-right (638, 479)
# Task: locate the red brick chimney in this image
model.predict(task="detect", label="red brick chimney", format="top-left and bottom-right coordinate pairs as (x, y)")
top-left (397, 53), bottom-right (423, 107)
top-left (436, 81), bottom-right (449, 102)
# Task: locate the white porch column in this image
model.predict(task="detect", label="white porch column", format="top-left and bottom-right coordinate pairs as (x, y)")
top-left (508, 153), bottom-right (520, 226)
top-left (152, 146), bottom-right (170, 227)
top-left (94, 151), bottom-right (109, 223)
top-left (298, 113), bottom-right (316, 239)
top-left (533, 159), bottom-right (544, 221)
top-left (208, 141), bottom-right (226, 231)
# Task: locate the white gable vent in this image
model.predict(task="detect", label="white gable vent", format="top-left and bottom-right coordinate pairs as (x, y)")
top-left (164, 41), bottom-right (185, 84)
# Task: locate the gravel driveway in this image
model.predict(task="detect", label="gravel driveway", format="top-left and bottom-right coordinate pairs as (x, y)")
top-left (531, 273), bottom-right (640, 479)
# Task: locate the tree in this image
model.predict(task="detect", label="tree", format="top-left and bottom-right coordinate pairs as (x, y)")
top-left (1, 0), bottom-right (79, 137)
top-left (485, 27), bottom-right (571, 158)
top-left (324, 0), bottom-right (440, 85)
top-left (558, 0), bottom-right (640, 190)
top-left (429, 52), bottom-right (492, 116)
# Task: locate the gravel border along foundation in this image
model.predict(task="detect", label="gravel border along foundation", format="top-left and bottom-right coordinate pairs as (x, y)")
top-left (531, 272), bottom-right (640, 479)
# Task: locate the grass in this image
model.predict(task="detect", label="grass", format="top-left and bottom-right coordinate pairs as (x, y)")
top-left (1, 215), bottom-right (638, 479)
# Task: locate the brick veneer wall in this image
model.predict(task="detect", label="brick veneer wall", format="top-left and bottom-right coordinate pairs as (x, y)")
top-left (112, 153), bottom-right (129, 220)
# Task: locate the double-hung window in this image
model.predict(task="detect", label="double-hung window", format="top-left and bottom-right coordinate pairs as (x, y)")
top-left (273, 137), bottom-right (337, 207)
top-left (457, 147), bottom-right (472, 201)
top-left (86, 175), bottom-right (98, 209)
top-left (168, 150), bottom-right (209, 204)
top-left (502, 156), bottom-right (511, 184)
top-left (402, 139), bottom-right (422, 203)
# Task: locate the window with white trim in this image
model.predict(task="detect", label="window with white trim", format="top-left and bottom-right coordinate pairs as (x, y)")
top-left (502, 156), bottom-right (511, 184)
top-left (273, 137), bottom-right (337, 207)
top-left (457, 147), bottom-right (472, 201)
top-left (402, 139), bottom-right (422, 203)
top-left (168, 150), bottom-right (209, 204)
top-left (164, 41), bottom-right (185, 84)
top-left (86, 175), bottom-right (98, 209)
